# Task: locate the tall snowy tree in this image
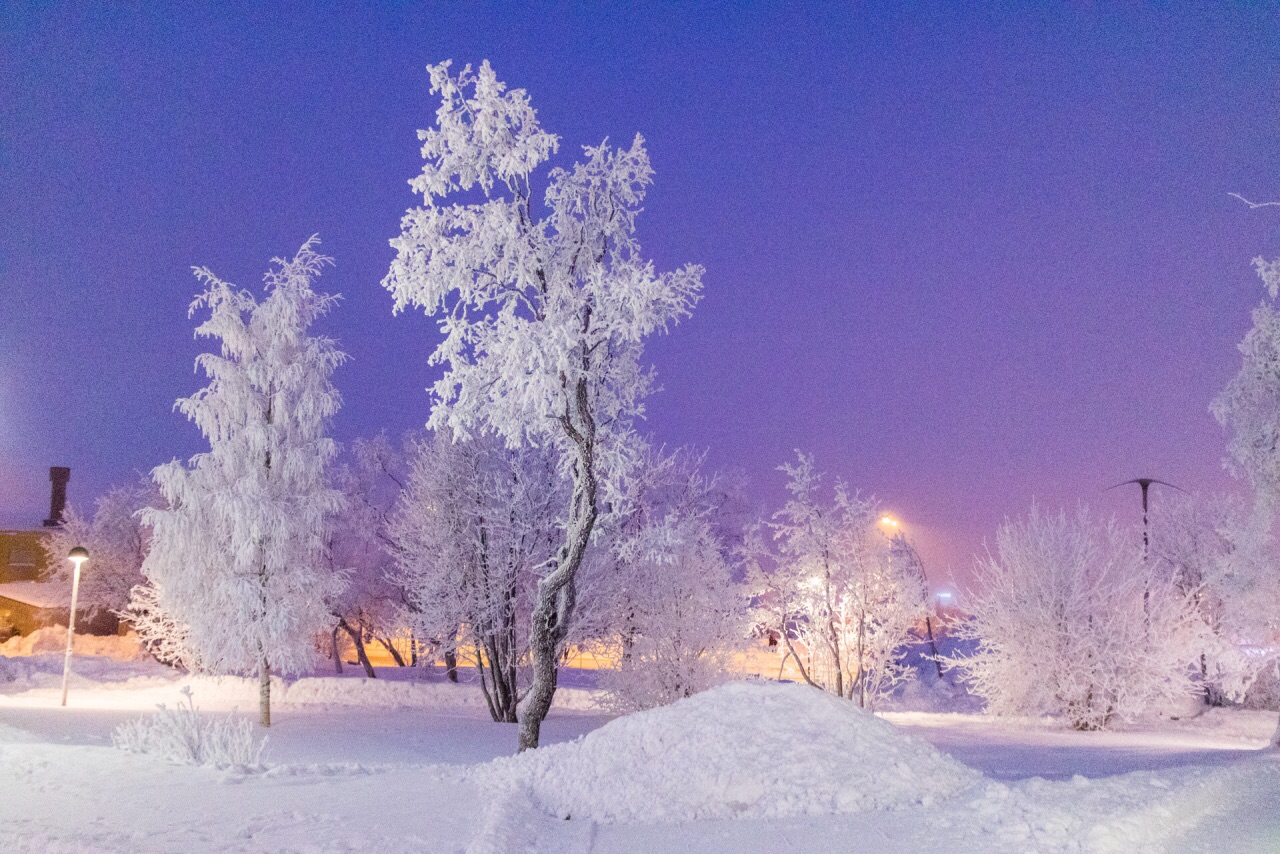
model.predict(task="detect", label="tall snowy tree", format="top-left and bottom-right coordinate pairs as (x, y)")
top-left (1212, 247), bottom-right (1280, 744)
top-left (1149, 491), bottom-right (1272, 706)
top-left (747, 452), bottom-right (924, 709)
top-left (136, 237), bottom-right (346, 726)
top-left (383, 60), bottom-right (703, 750)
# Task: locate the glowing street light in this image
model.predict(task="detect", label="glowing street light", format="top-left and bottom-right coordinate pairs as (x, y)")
top-left (60, 546), bottom-right (88, 707)
top-left (879, 515), bottom-right (899, 529)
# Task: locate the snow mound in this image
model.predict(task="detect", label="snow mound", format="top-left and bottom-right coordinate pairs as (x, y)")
top-left (0, 627), bottom-right (147, 661)
top-left (476, 681), bottom-right (982, 823)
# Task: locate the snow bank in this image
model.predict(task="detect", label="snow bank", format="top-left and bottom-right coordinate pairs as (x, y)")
top-left (0, 626), bottom-right (147, 660)
top-left (475, 680), bottom-right (981, 824)
top-left (282, 676), bottom-right (598, 713)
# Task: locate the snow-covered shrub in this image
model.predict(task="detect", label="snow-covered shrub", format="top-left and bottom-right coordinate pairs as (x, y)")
top-left (112, 688), bottom-right (266, 768)
top-left (948, 506), bottom-right (1206, 730)
top-left (747, 452), bottom-right (924, 709)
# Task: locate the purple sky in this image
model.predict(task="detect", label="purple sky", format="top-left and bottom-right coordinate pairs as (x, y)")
top-left (3, 4), bottom-right (1279, 587)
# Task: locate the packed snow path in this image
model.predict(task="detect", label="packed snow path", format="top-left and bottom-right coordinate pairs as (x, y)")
top-left (2, 658), bottom-right (1280, 852)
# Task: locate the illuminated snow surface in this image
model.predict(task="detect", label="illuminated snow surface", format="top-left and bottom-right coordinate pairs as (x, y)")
top-left (1, 653), bottom-right (1279, 852)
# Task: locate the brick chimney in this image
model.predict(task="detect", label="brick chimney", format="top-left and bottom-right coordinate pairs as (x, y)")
top-left (43, 466), bottom-right (70, 527)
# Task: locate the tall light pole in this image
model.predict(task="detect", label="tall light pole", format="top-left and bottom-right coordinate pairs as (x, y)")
top-left (880, 515), bottom-right (945, 680)
top-left (60, 546), bottom-right (88, 707)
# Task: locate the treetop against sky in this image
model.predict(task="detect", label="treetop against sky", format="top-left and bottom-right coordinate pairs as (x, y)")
top-left (2, 3), bottom-right (1278, 581)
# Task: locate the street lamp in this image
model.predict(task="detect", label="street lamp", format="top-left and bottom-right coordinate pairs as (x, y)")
top-left (60, 546), bottom-right (88, 707)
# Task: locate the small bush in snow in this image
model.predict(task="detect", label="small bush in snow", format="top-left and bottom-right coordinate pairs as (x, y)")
top-left (112, 688), bottom-right (266, 768)
top-left (947, 506), bottom-right (1206, 731)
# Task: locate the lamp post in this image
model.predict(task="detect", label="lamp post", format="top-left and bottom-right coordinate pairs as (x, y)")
top-left (1106, 477), bottom-right (1184, 559)
top-left (60, 546), bottom-right (88, 707)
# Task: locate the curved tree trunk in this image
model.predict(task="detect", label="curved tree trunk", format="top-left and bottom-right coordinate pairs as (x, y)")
top-left (518, 378), bottom-right (598, 752)
top-left (338, 617), bottom-right (376, 678)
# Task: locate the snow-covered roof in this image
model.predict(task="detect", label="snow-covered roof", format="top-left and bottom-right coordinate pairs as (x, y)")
top-left (0, 580), bottom-right (66, 610)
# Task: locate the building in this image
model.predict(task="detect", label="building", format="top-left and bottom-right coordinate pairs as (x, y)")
top-left (0, 467), bottom-right (117, 640)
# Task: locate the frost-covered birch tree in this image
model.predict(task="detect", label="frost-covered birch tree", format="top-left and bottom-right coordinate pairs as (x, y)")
top-left (383, 60), bottom-right (702, 749)
top-left (946, 506), bottom-right (1206, 731)
top-left (747, 452), bottom-right (923, 709)
top-left (136, 238), bottom-right (346, 726)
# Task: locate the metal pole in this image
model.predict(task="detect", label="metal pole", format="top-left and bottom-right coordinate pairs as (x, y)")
top-left (60, 561), bottom-right (81, 707)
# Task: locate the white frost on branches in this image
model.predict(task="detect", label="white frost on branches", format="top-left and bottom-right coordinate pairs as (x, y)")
top-left (389, 429), bottom-right (563, 722)
top-left (593, 448), bottom-right (748, 714)
top-left (1211, 244), bottom-right (1280, 742)
top-left (747, 452), bottom-right (923, 709)
top-left (43, 477), bottom-right (161, 616)
top-left (383, 60), bottom-right (702, 750)
top-left (947, 507), bottom-right (1206, 731)
top-left (134, 238), bottom-right (346, 726)
top-left (324, 433), bottom-right (417, 676)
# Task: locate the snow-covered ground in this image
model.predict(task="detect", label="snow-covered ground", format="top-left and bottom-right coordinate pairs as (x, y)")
top-left (3, 650), bottom-right (1280, 853)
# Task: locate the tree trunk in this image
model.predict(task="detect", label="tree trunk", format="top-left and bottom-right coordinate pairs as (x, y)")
top-left (259, 657), bottom-right (271, 728)
top-left (443, 647), bottom-right (459, 683)
top-left (331, 626), bottom-right (343, 675)
top-left (338, 618), bottom-right (376, 678)
top-left (924, 615), bottom-right (943, 680)
top-left (518, 378), bottom-right (598, 752)
top-left (375, 635), bottom-right (406, 667)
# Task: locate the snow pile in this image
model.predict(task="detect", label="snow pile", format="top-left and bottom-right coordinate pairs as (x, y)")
top-left (475, 681), bottom-right (982, 823)
top-left (0, 626), bottom-right (148, 661)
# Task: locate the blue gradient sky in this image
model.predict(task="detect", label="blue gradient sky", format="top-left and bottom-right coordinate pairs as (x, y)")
top-left (3, 3), bottom-right (1278, 585)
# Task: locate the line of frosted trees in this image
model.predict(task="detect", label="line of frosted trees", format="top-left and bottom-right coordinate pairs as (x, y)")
top-left (42, 60), bottom-right (1280, 747)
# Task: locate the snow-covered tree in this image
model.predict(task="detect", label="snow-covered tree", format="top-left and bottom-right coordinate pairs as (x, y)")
top-left (135, 237), bottom-right (346, 727)
top-left (1213, 254), bottom-right (1280, 506)
top-left (747, 452), bottom-right (924, 709)
top-left (947, 506), bottom-right (1206, 731)
top-left (1211, 247), bottom-right (1280, 742)
top-left (324, 433), bottom-right (416, 677)
top-left (43, 477), bottom-right (161, 617)
top-left (592, 448), bottom-right (748, 714)
top-left (389, 428), bottom-right (563, 722)
top-left (383, 60), bottom-right (703, 749)
top-left (1149, 491), bottom-right (1274, 705)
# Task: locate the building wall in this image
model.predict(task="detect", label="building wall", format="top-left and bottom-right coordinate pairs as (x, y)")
top-left (0, 530), bottom-right (52, 583)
